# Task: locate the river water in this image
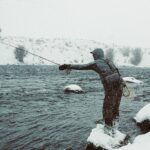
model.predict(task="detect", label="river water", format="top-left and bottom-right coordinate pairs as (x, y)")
top-left (0, 65), bottom-right (149, 150)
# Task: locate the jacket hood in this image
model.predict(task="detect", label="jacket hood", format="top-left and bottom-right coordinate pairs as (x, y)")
top-left (90, 48), bottom-right (104, 60)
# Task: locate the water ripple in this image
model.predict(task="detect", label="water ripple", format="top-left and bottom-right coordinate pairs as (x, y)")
top-left (0, 66), bottom-right (150, 150)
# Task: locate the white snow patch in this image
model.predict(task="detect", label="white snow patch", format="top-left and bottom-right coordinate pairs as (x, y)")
top-left (113, 132), bottom-right (150, 150)
top-left (123, 77), bottom-right (143, 84)
top-left (64, 84), bottom-right (83, 93)
top-left (87, 124), bottom-right (126, 149)
top-left (0, 36), bottom-right (150, 67)
top-left (134, 103), bottom-right (150, 123)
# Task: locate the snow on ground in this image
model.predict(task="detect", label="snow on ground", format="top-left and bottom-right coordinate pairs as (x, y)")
top-left (114, 104), bottom-right (150, 150)
top-left (0, 36), bottom-right (150, 67)
top-left (87, 124), bottom-right (150, 150)
top-left (113, 132), bottom-right (150, 150)
top-left (123, 77), bottom-right (143, 84)
top-left (134, 103), bottom-right (150, 123)
top-left (87, 103), bottom-right (150, 150)
top-left (87, 124), bottom-right (126, 149)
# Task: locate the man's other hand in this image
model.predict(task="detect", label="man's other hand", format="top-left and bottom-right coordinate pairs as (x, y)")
top-left (59, 64), bottom-right (70, 70)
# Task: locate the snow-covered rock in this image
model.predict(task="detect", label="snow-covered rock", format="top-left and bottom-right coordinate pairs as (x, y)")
top-left (113, 132), bottom-right (150, 150)
top-left (64, 84), bottom-right (83, 93)
top-left (134, 103), bottom-right (150, 123)
top-left (123, 77), bottom-right (143, 84)
top-left (86, 124), bottom-right (127, 150)
top-left (134, 103), bottom-right (150, 132)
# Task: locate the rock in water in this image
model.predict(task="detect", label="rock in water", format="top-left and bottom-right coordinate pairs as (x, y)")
top-left (64, 84), bottom-right (83, 93)
top-left (134, 103), bottom-right (150, 132)
top-left (113, 132), bottom-right (150, 150)
top-left (123, 77), bottom-right (143, 84)
top-left (86, 124), bottom-right (127, 150)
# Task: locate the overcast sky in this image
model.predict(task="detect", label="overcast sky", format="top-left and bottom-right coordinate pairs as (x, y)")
top-left (0, 0), bottom-right (150, 47)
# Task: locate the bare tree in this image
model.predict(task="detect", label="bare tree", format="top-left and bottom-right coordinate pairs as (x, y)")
top-left (121, 47), bottom-right (130, 57)
top-left (14, 45), bottom-right (27, 63)
top-left (130, 48), bottom-right (143, 65)
top-left (105, 48), bottom-right (114, 61)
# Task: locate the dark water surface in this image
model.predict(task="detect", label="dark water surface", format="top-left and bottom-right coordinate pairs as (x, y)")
top-left (0, 65), bottom-right (150, 150)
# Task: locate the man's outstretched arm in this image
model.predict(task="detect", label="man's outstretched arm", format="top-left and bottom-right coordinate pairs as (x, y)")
top-left (59, 62), bottom-right (95, 70)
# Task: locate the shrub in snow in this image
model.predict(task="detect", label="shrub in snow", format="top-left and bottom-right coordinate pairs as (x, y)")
top-left (14, 45), bottom-right (27, 63)
top-left (121, 47), bottom-right (130, 57)
top-left (105, 48), bottom-right (114, 62)
top-left (130, 48), bottom-right (143, 66)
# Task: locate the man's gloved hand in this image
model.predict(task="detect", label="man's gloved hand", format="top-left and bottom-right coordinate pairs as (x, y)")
top-left (59, 64), bottom-right (71, 70)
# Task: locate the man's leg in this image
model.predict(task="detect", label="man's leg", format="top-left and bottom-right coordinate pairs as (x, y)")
top-left (112, 89), bottom-right (122, 120)
top-left (112, 88), bottom-right (122, 130)
top-left (103, 93), bottom-right (113, 127)
top-left (103, 93), bottom-right (117, 136)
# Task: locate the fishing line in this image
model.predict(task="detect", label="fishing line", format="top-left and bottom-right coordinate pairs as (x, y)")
top-left (0, 41), bottom-right (60, 65)
top-left (122, 81), bottom-right (136, 100)
top-left (123, 84), bottom-right (130, 97)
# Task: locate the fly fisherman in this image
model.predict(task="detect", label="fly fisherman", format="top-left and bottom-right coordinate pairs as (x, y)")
top-left (59, 48), bottom-right (124, 135)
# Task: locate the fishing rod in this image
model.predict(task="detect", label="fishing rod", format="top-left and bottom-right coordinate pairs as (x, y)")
top-left (0, 40), bottom-right (60, 66)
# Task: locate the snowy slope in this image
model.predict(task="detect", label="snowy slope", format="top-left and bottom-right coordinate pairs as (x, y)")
top-left (0, 36), bottom-right (150, 67)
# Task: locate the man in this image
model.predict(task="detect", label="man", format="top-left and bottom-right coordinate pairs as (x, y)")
top-left (59, 48), bottom-right (123, 134)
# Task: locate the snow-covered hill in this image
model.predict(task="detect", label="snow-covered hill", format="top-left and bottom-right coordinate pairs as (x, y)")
top-left (0, 36), bottom-right (150, 67)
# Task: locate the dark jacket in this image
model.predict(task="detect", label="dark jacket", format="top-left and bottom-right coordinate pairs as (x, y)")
top-left (69, 49), bottom-right (120, 85)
